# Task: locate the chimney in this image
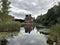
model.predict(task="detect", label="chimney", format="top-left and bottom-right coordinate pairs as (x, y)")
top-left (26, 15), bottom-right (28, 17)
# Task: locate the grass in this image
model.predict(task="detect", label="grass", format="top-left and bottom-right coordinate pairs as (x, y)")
top-left (0, 32), bottom-right (19, 40)
top-left (50, 24), bottom-right (60, 42)
top-left (0, 21), bottom-right (21, 32)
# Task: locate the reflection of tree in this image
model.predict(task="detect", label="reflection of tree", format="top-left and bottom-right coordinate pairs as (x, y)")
top-left (47, 37), bottom-right (54, 45)
top-left (24, 24), bottom-right (34, 33)
top-left (1, 38), bottom-right (8, 45)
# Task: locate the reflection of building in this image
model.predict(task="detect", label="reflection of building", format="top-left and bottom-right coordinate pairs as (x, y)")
top-left (24, 24), bottom-right (34, 33)
top-left (25, 14), bottom-right (33, 23)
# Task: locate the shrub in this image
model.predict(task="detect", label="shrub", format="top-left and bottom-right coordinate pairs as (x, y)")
top-left (0, 21), bottom-right (21, 32)
top-left (50, 24), bottom-right (60, 41)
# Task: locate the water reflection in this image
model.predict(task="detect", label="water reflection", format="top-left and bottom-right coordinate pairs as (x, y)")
top-left (7, 24), bottom-right (48, 45)
top-left (24, 24), bottom-right (34, 33)
top-left (0, 32), bottom-right (18, 45)
top-left (0, 24), bottom-right (54, 45)
top-left (0, 38), bottom-right (8, 45)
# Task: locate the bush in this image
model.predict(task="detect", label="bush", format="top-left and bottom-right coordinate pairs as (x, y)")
top-left (0, 32), bottom-right (19, 40)
top-left (0, 21), bottom-right (21, 32)
top-left (50, 24), bottom-right (60, 41)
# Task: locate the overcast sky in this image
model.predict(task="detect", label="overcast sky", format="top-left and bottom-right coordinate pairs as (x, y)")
top-left (8, 0), bottom-right (60, 19)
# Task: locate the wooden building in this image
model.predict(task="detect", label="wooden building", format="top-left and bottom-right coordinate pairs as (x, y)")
top-left (25, 14), bottom-right (33, 23)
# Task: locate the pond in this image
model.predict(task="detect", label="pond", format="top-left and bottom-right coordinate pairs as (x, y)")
top-left (0, 24), bottom-right (54, 45)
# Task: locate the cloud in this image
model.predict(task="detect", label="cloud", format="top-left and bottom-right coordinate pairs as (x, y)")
top-left (10, 5), bottom-right (32, 14)
top-left (9, 0), bottom-right (60, 19)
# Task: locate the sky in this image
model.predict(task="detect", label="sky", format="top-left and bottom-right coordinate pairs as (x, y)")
top-left (8, 0), bottom-right (60, 19)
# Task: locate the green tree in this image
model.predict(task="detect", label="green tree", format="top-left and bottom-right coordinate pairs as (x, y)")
top-left (1, 0), bottom-right (11, 16)
top-left (1, 0), bottom-right (11, 21)
top-left (36, 3), bottom-right (60, 26)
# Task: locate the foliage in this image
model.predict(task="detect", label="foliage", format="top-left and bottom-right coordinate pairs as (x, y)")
top-left (50, 24), bottom-right (60, 41)
top-left (0, 32), bottom-right (19, 40)
top-left (0, 0), bottom-right (13, 22)
top-left (0, 21), bottom-right (21, 32)
top-left (35, 14), bottom-right (46, 24)
top-left (0, 0), bottom-right (21, 32)
top-left (36, 3), bottom-right (60, 26)
top-left (1, 0), bottom-right (11, 16)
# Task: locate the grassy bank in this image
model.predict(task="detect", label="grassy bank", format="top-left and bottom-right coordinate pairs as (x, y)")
top-left (0, 32), bottom-right (19, 40)
top-left (0, 21), bottom-right (21, 32)
top-left (50, 24), bottom-right (60, 42)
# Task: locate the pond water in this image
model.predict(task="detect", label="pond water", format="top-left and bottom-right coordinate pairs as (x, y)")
top-left (0, 24), bottom-right (52, 45)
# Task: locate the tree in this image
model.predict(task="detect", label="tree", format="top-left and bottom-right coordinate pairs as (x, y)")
top-left (36, 3), bottom-right (60, 26)
top-left (1, 0), bottom-right (11, 21)
top-left (1, 0), bottom-right (11, 16)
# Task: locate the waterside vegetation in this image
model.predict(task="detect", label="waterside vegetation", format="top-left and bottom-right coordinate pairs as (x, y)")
top-left (0, 0), bottom-right (21, 32)
top-left (36, 2), bottom-right (60, 42)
